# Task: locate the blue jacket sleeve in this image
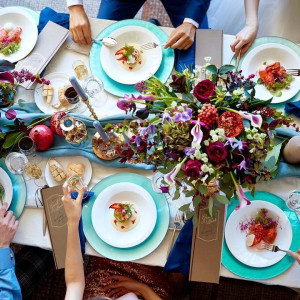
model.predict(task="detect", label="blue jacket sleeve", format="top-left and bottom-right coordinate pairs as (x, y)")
top-left (185, 0), bottom-right (211, 27)
top-left (0, 248), bottom-right (22, 300)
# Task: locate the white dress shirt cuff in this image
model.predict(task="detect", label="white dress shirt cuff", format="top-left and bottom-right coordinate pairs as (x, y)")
top-left (183, 18), bottom-right (199, 29)
top-left (67, 0), bottom-right (83, 7)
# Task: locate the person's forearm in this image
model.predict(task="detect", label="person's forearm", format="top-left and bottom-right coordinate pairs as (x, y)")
top-left (140, 285), bottom-right (162, 300)
top-left (65, 222), bottom-right (85, 286)
top-left (244, 0), bottom-right (259, 27)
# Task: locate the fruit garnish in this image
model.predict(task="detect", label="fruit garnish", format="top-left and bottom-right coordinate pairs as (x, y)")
top-left (115, 45), bottom-right (140, 67)
top-left (109, 202), bottom-right (133, 223)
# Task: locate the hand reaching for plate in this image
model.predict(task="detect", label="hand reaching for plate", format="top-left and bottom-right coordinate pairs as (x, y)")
top-left (287, 249), bottom-right (300, 265)
top-left (0, 202), bottom-right (19, 248)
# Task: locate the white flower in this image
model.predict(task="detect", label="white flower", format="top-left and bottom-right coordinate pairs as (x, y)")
top-left (233, 87), bottom-right (244, 96)
top-left (202, 157), bottom-right (208, 163)
top-left (171, 101), bottom-right (177, 108)
top-left (208, 168), bottom-right (214, 174)
top-left (201, 164), bottom-right (209, 173)
top-left (247, 134), bottom-right (253, 140)
top-left (212, 135), bottom-right (219, 142)
top-left (210, 130), bottom-right (216, 136)
top-left (204, 56), bottom-right (212, 63)
top-left (253, 133), bottom-right (260, 139)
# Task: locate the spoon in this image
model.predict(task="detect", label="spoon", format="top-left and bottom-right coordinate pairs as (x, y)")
top-left (91, 37), bottom-right (117, 47)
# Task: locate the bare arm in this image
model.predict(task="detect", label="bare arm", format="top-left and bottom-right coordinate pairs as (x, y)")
top-left (230, 0), bottom-right (260, 56)
top-left (62, 183), bottom-right (86, 300)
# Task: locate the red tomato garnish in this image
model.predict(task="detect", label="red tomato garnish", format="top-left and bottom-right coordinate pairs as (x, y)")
top-left (218, 111), bottom-right (244, 137)
top-left (109, 203), bottom-right (122, 209)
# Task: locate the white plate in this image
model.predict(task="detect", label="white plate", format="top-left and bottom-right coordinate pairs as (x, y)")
top-left (225, 200), bottom-right (292, 268)
top-left (34, 72), bottom-right (86, 114)
top-left (100, 26), bottom-right (162, 85)
top-left (91, 182), bottom-right (157, 248)
top-left (45, 156), bottom-right (92, 187)
top-left (241, 43), bottom-right (300, 103)
top-left (0, 7), bottom-right (38, 62)
top-left (0, 167), bottom-right (13, 209)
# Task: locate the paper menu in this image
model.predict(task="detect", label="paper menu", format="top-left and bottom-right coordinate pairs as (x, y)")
top-left (41, 185), bottom-right (68, 269)
top-left (16, 21), bottom-right (69, 89)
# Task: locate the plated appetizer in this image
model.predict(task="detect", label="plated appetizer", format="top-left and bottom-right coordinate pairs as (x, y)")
top-left (258, 61), bottom-right (294, 97)
top-left (115, 44), bottom-right (143, 71)
top-left (0, 23), bottom-right (22, 55)
top-left (240, 208), bottom-right (278, 248)
top-left (109, 201), bottom-right (139, 232)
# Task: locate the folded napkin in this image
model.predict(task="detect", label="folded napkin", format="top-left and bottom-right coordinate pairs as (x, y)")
top-left (285, 100), bottom-right (300, 118)
top-left (38, 7), bottom-right (69, 34)
top-left (70, 191), bottom-right (94, 253)
top-left (164, 218), bottom-right (193, 277)
top-left (1, 103), bottom-right (152, 171)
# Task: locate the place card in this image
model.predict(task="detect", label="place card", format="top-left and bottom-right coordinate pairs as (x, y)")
top-left (41, 185), bottom-right (67, 269)
top-left (16, 21), bottom-right (69, 89)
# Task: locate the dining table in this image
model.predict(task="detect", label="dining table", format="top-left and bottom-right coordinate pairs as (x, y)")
top-left (8, 15), bottom-right (300, 290)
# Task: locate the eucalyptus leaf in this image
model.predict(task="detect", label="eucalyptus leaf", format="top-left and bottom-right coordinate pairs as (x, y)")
top-left (219, 65), bottom-right (235, 75)
top-left (187, 211), bottom-right (194, 220)
top-left (193, 195), bottom-right (201, 207)
top-left (179, 203), bottom-right (191, 212)
top-left (185, 190), bottom-right (196, 197)
top-left (206, 65), bottom-right (218, 75)
top-left (263, 142), bottom-right (283, 171)
top-left (192, 213), bottom-right (198, 227)
top-left (214, 194), bottom-right (230, 204)
top-left (198, 184), bottom-right (208, 195)
top-left (173, 189), bottom-right (180, 200)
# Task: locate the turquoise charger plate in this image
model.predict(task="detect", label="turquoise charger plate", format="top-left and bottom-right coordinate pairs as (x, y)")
top-left (89, 19), bottom-right (175, 97)
top-left (82, 172), bottom-right (169, 261)
top-left (222, 191), bottom-right (300, 280)
top-left (0, 158), bottom-right (26, 219)
top-left (231, 36), bottom-right (300, 111)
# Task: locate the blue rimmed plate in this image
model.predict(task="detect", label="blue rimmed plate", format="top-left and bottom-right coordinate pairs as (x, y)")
top-left (89, 19), bottom-right (175, 97)
top-left (222, 191), bottom-right (300, 280)
top-left (82, 172), bottom-right (169, 261)
top-left (0, 158), bottom-right (26, 219)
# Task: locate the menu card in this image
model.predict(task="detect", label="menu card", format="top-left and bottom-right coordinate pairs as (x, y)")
top-left (41, 185), bottom-right (67, 269)
top-left (190, 29), bottom-right (224, 283)
top-left (16, 21), bottom-right (69, 89)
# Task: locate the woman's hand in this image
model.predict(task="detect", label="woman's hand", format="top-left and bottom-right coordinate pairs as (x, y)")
top-left (230, 24), bottom-right (258, 57)
top-left (69, 5), bottom-right (92, 45)
top-left (62, 181), bottom-right (86, 225)
top-left (288, 250), bottom-right (300, 265)
top-left (103, 275), bottom-right (161, 300)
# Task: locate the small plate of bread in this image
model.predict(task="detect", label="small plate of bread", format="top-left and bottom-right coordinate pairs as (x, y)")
top-left (34, 72), bottom-right (85, 114)
top-left (45, 156), bottom-right (92, 187)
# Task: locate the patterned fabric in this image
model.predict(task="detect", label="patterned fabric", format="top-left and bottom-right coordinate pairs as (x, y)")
top-left (84, 257), bottom-right (173, 300)
top-left (15, 246), bottom-right (54, 300)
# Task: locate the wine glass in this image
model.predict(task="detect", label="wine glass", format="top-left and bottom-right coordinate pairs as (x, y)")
top-left (83, 75), bottom-right (107, 108)
top-left (72, 60), bottom-right (89, 81)
top-left (18, 136), bottom-right (42, 164)
top-left (67, 174), bottom-right (88, 199)
top-left (64, 85), bottom-right (86, 114)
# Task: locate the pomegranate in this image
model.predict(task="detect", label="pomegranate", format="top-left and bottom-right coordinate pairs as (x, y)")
top-left (50, 111), bottom-right (66, 136)
top-left (29, 125), bottom-right (54, 151)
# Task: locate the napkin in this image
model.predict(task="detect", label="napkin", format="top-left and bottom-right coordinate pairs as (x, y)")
top-left (38, 7), bottom-right (70, 34)
top-left (164, 218), bottom-right (193, 277)
top-left (70, 191), bottom-right (94, 253)
top-left (285, 100), bottom-right (300, 118)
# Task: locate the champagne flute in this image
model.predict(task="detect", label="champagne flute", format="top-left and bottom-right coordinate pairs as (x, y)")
top-left (72, 60), bottom-right (89, 81)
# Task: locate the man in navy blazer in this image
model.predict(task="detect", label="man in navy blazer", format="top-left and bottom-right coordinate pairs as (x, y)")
top-left (67, 0), bottom-right (211, 70)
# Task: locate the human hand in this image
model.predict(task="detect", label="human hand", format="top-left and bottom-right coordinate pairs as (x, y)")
top-left (288, 250), bottom-right (300, 265)
top-left (62, 181), bottom-right (86, 225)
top-left (69, 5), bottom-right (92, 45)
top-left (164, 22), bottom-right (196, 50)
top-left (230, 24), bottom-right (258, 57)
top-left (103, 275), bottom-right (161, 300)
top-left (0, 202), bottom-right (19, 248)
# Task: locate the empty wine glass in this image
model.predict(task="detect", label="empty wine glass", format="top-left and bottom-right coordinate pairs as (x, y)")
top-left (83, 75), bottom-right (107, 108)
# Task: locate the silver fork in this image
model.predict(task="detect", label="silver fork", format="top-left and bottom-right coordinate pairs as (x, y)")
top-left (287, 69), bottom-right (300, 76)
top-left (263, 243), bottom-right (289, 253)
top-left (167, 210), bottom-right (182, 256)
top-left (140, 42), bottom-right (165, 51)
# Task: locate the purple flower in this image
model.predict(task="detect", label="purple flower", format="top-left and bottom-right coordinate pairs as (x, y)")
top-left (138, 127), bottom-right (148, 136)
top-left (0, 71), bottom-right (14, 85)
top-left (174, 108), bottom-right (193, 122)
top-left (160, 186), bottom-right (169, 194)
top-left (239, 111), bottom-right (262, 128)
top-left (164, 158), bottom-right (186, 186)
top-left (4, 109), bottom-right (17, 120)
top-left (184, 147), bottom-right (196, 156)
top-left (135, 135), bottom-right (141, 147)
top-left (135, 81), bottom-right (146, 93)
top-left (169, 74), bottom-right (187, 93)
top-left (206, 141), bottom-right (228, 162)
top-left (117, 94), bottom-right (136, 114)
top-left (235, 184), bottom-right (251, 210)
top-left (238, 160), bottom-right (247, 170)
top-left (191, 119), bottom-right (203, 148)
top-left (148, 124), bottom-right (155, 135)
top-left (162, 112), bottom-right (171, 122)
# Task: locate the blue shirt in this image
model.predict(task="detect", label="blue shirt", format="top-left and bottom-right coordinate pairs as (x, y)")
top-left (0, 248), bottom-right (22, 300)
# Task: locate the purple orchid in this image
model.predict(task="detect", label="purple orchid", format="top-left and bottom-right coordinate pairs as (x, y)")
top-left (0, 71), bottom-right (14, 85)
top-left (162, 111), bottom-right (171, 122)
top-left (235, 184), bottom-right (251, 210)
top-left (184, 147), bottom-right (196, 156)
top-left (117, 94), bottom-right (136, 114)
top-left (174, 107), bottom-right (193, 122)
top-left (238, 160), bottom-right (247, 170)
top-left (191, 119), bottom-right (203, 149)
top-left (135, 135), bottom-right (141, 147)
top-left (136, 95), bottom-right (155, 101)
top-left (239, 111), bottom-right (262, 128)
top-left (164, 158), bottom-right (187, 186)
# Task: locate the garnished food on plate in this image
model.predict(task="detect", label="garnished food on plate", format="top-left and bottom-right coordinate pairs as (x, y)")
top-left (0, 184), bottom-right (4, 205)
top-left (109, 201), bottom-right (140, 232)
top-left (240, 208), bottom-right (278, 248)
top-left (115, 44), bottom-right (143, 70)
top-left (49, 158), bottom-right (67, 182)
top-left (0, 23), bottom-right (22, 55)
top-left (67, 163), bottom-right (85, 179)
top-left (258, 61), bottom-right (294, 97)
top-left (42, 84), bottom-right (54, 104)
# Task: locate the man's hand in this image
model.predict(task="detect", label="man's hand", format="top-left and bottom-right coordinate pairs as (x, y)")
top-left (164, 22), bottom-right (196, 50)
top-left (0, 202), bottom-right (19, 248)
top-left (62, 182), bottom-right (86, 225)
top-left (69, 5), bottom-right (92, 45)
top-left (230, 24), bottom-right (258, 57)
top-left (103, 275), bottom-right (161, 300)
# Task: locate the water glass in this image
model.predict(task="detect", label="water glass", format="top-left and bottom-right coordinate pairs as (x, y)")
top-left (83, 75), bottom-right (107, 107)
top-left (5, 152), bottom-right (28, 175)
top-left (286, 190), bottom-right (300, 212)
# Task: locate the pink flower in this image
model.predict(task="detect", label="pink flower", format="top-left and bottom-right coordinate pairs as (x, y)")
top-left (239, 111), bottom-right (262, 128)
top-left (206, 141), bottom-right (228, 162)
top-left (235, 185), bottom-right (251, 210)
top-left (182, 159), bottom-right (202, 178)
top-left (164, 158), bottom-right (187, 186)
top-left (191, 119), bottom-right (203, 148)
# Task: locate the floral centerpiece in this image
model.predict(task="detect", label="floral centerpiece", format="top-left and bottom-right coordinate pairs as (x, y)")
top-left (107, 62), bottom-right (296, 225)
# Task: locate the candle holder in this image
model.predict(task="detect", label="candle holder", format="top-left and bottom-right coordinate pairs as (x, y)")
top-left (92, 130), bottom-right (125, 160)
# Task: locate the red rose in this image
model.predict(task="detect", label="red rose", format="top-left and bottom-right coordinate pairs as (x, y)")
top-left (182, 159), bottom-right (202, 178)
top-left (206, 141), bottom-right (228, 162)
top-left (193, 79), bottom-right (215, 103)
